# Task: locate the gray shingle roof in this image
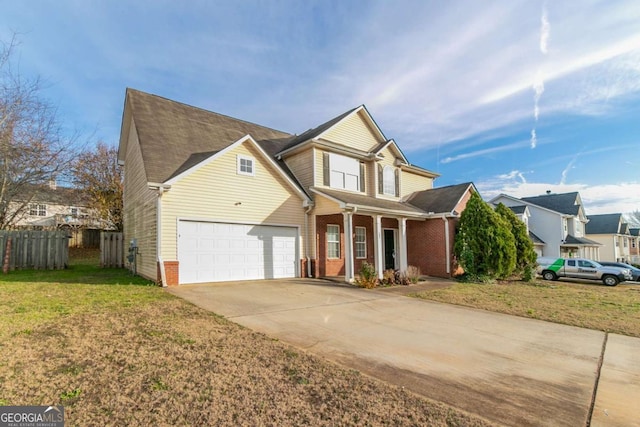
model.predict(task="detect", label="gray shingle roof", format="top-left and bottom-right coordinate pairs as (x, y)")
top-left (529, 231), bottom-right (545, 244)
top-left (585, 213), bottom-right (622, 234)
top-left (508, 205), bottom-right (527, 215)
top-left (312, 188), bottom-right (425, 215)
top-left (126, 89), bottom-right (295, 184)
top-left (18, 185), bottom-right (88, 206)
top-left (563, 235), bottom-right (601, 245)
top-left (521, 192), bottom-right (581, 215)
top-left (631, 228), bottom-right (640, 237)
top-left (406, 182), bottom-right (473, 214)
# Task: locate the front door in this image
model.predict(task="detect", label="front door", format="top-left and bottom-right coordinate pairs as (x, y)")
top-left (383, 229), bottom-right (396, 270)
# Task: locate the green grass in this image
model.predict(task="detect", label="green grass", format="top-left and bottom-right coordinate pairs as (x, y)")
top-left (413, 279), bottom-right (640, 337)
top-left (0, 250), bottom-right (167, 340)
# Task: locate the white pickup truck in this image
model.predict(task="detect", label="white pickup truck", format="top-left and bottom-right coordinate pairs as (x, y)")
top-left (537, 257), bottom-right (632, 286)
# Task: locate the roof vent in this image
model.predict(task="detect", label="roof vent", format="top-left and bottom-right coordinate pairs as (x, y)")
top-left (546, 190), bottom-right (551, 195)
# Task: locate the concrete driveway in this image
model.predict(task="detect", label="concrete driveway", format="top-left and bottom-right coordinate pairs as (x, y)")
top-left (168, 279), bottom-right (640, 427)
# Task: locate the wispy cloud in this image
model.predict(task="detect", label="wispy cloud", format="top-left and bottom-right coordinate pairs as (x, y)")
top-left (560, 156), bottom-right (578, 185)
top-left (540, 4), bottom-right (550, 54)
top-left (441, 139), bottom-right (529, 164)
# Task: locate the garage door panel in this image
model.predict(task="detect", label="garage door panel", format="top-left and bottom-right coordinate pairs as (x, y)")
top-left (178, 221), bottom-right (298, 284)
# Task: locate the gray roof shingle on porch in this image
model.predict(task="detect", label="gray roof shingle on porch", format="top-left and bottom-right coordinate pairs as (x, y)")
top-left (311, 188), bottom-right (425, 215)
top-left (406, 182), bottom-right (473, 214)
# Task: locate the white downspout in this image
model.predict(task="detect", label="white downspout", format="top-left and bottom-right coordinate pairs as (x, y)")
top-left (443, 216), bottom-right (451, 275)
top-left (153, 186), bottom-right (169, 287)
top-left (304, 203), bottom-right (313, 278)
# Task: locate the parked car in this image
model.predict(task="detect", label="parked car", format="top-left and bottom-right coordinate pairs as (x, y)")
top-left (598, 262), bottom-right (640, 282)
top-left (537, 257), bottom-right (632, 286)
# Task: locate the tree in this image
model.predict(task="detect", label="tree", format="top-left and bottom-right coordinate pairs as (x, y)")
top-left (495, 203), bottom-right (537, 280)
top-left (454, 192), bottom-right (516, 280)
top-left (71, 142), bottom-right (123, 231)
top-left (0, 36), bottom-right (78, 229)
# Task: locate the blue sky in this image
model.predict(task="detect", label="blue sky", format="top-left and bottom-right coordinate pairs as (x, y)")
top-left (3, 0), bottom-right (640, 216)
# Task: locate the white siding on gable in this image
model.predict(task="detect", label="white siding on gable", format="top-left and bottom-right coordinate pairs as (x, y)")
top-left (322, 110), bottom-right (383, 152)
top-left (160, 142), bottom-right (306, 262)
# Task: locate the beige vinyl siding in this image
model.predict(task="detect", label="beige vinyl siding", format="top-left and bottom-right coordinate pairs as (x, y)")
top-left (312, 194), bottom-right (341, 216)
top-left (314, 148), bottom-right (324, 187)
top-left (160, 142), bottom-right (306, 261)
top-left (401, 171), bottom-right (434, 198)
top-left (283, 147), bottom-right (314, 191)
top-left (322, 110), bottom-right (383, 152)
top-left (122, 118), bottom-right (158, 281)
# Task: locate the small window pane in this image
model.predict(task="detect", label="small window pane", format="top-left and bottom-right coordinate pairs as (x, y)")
top-left (327, 225), bottom-right (340, 259)
top-left (238, 156), bottom-right (255, 175)
top-left (355, 227), bottom-right (366, 259)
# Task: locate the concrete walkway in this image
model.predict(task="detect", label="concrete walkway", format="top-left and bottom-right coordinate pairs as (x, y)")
top-left (167, 279), bottom-right (640, 426)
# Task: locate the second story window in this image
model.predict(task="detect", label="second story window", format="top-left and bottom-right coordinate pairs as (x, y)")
top-left (383, 166), bottom-right (396, 196)
top-left (325, 153), bottom-right (361, 192)
top-left (29, 204), bottom-right (47, 217)
top-left (71, 207), bottom-right (79, 217)
top-left (378, 165), bottom-right (399, 196)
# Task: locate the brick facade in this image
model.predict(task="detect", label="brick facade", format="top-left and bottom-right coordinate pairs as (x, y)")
top-left (159, 261), bottom-right (180, 286)
top-left (407, 218), bottom-right (459, 278)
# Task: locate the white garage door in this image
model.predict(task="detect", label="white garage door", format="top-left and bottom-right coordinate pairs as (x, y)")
top-left (177, 221), bottom-right (298, 284)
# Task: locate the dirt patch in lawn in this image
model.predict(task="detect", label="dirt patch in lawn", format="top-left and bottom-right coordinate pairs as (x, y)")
top-left (0, 286), bottom-right (492, 426)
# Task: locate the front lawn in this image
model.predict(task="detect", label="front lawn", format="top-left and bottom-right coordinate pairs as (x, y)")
top-left (0, 254), bottom-right (491, 426)
top-left (413, 279), bottom-right (640, 337)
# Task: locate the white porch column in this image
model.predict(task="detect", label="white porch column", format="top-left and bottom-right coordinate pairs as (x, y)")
top-left (398, 217), bottom-right (408, 272)
top-left (373, 215), bottom-right (383, 279)
top-left (343, 211), bottom-right (355, 282)
top-left (443, 216), bottom-right (451, 274)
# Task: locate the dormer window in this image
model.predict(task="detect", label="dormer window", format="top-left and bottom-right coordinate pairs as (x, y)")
top-left (237, 155), bottom-right (255, 176)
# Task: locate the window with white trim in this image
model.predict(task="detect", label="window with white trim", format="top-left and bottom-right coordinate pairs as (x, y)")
top-left (329, 153), bottom-right (360, 191)
top-left (327, 224), bottom-right (340, 259)
top-left (29, 204), bottom-right (47, 217)
top-left (355, 227), bottom-right (366, 259)
top-left (383, 166), bottom-right (396, 196)
top-left (237, 155), bottom-right (255, 176)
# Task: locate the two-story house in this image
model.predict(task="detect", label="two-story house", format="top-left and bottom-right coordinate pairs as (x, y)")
top-left (585, 213), bottom-right (633, 262)
top-left (630, 228), bottom-right (639, 264)
top-left (118, 89), bottom-right (476, 285)
top-left (10, 182), bottom-right (95, 230)
top-left (490, 191), bottom-right (600, 259)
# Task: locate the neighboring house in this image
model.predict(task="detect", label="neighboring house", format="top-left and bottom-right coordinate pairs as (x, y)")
top-left (10, 182), bottom-right (98, 231)
top-left (117, 89), bottom-right (476, 285)
top-left (505, 205), bottom-right (545, 257)
top-left (630, 228), bottom-right (639, 264)
top-left (490, 192), bottom-right (600, 259)
top-left (585, 213), bottom-right (632, 262)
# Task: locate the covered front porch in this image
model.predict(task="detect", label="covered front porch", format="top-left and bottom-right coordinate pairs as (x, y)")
top-left (310, 188), bottom-right (428, 282)
top-left (561, 235), bottom-right (601, 260)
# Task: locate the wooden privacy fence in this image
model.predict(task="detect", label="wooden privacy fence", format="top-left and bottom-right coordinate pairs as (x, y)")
top-left (100, 232), bottom-right (124, 268)
top-left (0, 230), bottom-right (69, 271)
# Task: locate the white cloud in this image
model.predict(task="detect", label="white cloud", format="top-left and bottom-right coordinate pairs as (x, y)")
top-left (440, 140), bottom-right (529, 164)
top-left (540, 4), bottom-right (550, 54)
top-left (530, 129), bottom-right (537, 149)
top-left (478, 176), bottom-right (640, 216)
top-left (560, 156), bottom-right (578, 185)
